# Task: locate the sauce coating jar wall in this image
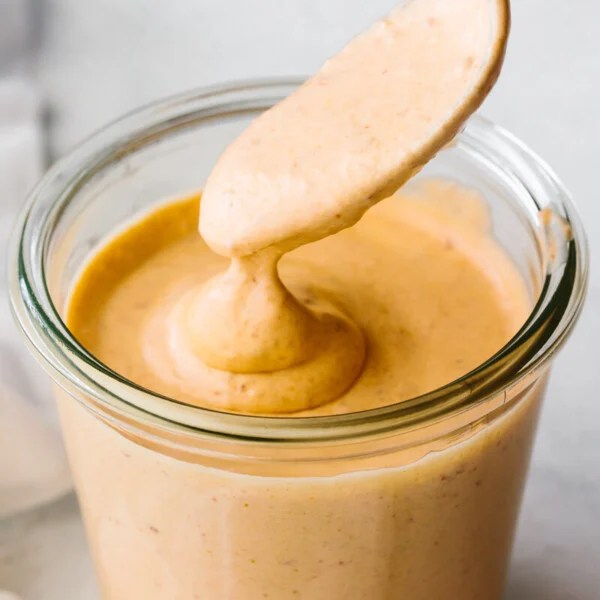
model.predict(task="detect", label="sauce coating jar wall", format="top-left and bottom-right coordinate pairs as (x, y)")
top-left (9, 81), bottom-right (588, 600)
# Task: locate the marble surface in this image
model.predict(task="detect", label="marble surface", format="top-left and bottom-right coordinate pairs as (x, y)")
top-left (2, 1), bottom-right (600, 598)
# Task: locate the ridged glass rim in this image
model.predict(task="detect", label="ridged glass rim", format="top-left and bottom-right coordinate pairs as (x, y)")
top-left (9, 78), bottom-right (589, 443)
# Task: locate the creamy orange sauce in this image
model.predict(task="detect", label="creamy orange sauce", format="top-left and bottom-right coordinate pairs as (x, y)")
top-left (136, 0), bottom-right (510, 414)
top-left (67, 179), bottom-right (529, 416)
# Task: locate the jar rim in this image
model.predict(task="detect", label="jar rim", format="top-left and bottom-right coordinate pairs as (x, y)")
top-left (9, 78), bottom-right (589, 443)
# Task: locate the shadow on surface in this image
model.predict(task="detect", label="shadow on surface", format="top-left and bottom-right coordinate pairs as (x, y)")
top-left (506, 567), bottom-right (596, 600)
top-left (0, 493), bottom-right (98, 600)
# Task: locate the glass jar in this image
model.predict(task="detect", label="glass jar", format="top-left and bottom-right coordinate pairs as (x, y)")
top-left (9, 80), bottom-right (588, 600)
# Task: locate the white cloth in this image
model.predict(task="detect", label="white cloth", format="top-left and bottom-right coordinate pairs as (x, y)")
top-left (0, 78), bottom-right (71, 520)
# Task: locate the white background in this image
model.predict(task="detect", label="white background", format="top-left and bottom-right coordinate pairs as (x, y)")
top-left (1, 1), bottom-right (599, 598)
